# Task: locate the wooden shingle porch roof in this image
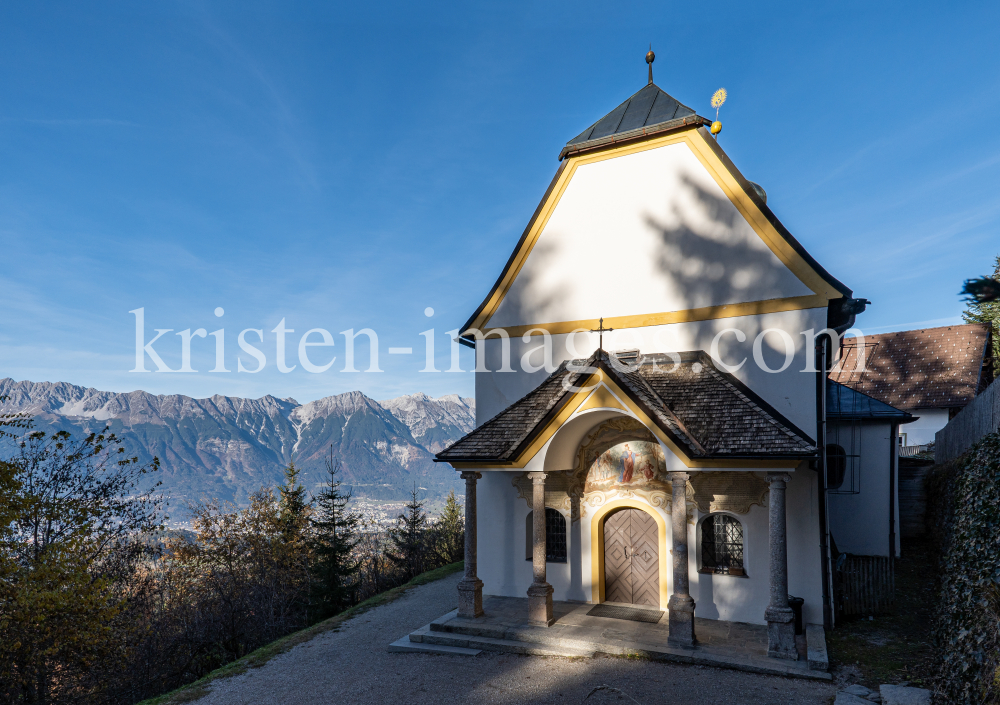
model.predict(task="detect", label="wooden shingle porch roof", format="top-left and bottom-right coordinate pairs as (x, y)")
top-left (436, 350), bottom-right (816, 466)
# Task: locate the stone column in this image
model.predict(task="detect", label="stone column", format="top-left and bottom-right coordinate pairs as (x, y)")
top-left (527, 471), bottom-right (554, 626)
top-left (668, 471), bottom-right (696, 647)
top-left (456, 471), bottom-right (484, 619)
top-left (765, 473), bottom-right (797, 660)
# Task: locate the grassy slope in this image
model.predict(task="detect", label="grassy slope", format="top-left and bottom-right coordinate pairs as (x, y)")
top-left (826, 539), bottom-right (937, 688)
top-left (139, 561), bottom-right (464, 705)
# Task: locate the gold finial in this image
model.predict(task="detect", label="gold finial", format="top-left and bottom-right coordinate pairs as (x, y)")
top-left (646, 46), bottom-right (655, 85)
top-left (710, 87), bottom-right (726, 138)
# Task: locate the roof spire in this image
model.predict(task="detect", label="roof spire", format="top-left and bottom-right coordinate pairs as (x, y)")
top-left (646, 45), bottom-right (655, 85)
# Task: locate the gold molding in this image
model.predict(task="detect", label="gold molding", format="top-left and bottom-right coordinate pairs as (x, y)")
top-left (463, 128), bottom-right (842, 337)
top-left (589, 499), bottom-right (670, 607)
top-left (577, 383), bottom-right (629, 413)
top-left (482, 295), bottom-right (829, 338)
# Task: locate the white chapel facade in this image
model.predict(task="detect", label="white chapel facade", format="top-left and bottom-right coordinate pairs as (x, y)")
top-left (437, 52), bottom-right (870, 659)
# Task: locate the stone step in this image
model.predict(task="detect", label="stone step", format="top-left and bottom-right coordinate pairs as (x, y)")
top-left (418, 629), bottom-right (598, 658)
top-left (387, 635), bottom-right (481, 656)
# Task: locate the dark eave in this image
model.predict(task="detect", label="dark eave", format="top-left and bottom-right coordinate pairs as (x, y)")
top-left (558, 114), bottom-right (710, 161)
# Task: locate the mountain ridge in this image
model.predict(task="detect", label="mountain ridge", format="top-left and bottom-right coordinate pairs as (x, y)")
top-left (0, 378), bottom-right (475, 509)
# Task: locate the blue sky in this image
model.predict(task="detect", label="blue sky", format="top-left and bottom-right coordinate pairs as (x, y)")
top-left (1, 1), bottom-right (998, 404)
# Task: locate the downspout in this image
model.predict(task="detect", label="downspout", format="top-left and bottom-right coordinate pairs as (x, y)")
top-left (819, 296), bottom-right (869, 629)
top-left (889, 422), bottom-right (897, 560)
top-left (815, 340), bottom-right (833, 630)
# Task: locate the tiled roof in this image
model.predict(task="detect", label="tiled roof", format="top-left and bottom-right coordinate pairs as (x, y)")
top-left (436, 351), bottom-right (816, 463)
top-left (828, 324), bottom-right (993, 410)
top-left (826, 379), bottom-right (914, 421)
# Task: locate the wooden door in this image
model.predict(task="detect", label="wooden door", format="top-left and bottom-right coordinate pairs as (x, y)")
top-left (602, 508), bottom-right (659, 607)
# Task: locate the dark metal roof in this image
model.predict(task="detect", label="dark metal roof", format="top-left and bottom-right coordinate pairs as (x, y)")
top-left (559, 83), bottom-right (710, 160)
top-left (826, 379), bottom-right (915, 422)
top-left (436, 350), bottom-right (816, 464)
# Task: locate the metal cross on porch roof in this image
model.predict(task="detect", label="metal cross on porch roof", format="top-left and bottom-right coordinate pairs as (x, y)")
top-left (589, 317), bottom-right (614, 351)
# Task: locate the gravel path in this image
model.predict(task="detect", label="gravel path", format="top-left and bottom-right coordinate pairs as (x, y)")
top-left (189, 573), bottom-right (837, 705)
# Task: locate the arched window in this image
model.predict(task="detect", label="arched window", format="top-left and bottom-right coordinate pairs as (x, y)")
top-left (701, 513), bottom-right (745, 576)
top-left (827, 444), bottom-right (847, 490)
top-left (525, 508), bottom-right (567, 563)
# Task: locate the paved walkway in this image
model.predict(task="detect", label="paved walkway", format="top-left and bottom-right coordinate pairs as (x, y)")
top-left (189, 573), bottom-right (837, 705)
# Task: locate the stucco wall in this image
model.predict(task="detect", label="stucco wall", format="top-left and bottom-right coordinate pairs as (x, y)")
top-left (476, 468), bottom-right (825, 627)
top-left (827, 422), bottom-right (900, 557)
top-left (902, 408), bottom-right (950, 446)
top-left (488, 141), bottom-right (814, 328)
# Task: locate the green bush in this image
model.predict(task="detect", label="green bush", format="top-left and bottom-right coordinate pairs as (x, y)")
top-left (931, 431), bottom-right (1000, 703)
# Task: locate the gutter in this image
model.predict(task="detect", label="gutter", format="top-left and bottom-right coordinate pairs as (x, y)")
top-left (815, 339), bottom-right (834, 630)
top-left (889, 422), bottom-right (897, 562)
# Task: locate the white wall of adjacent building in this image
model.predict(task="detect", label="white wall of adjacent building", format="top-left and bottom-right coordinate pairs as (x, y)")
top-left (827, 421), bottom-right (900, 558)
top-left (898, 408), bottom-right (950, 447)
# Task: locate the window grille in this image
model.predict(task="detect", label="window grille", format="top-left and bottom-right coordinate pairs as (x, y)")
top-left (525, 508), bottom-right (567, 563)
top-left (701, 514), bottom-right (744, 575)
top-left (827, 444), bottom-right (848, 490)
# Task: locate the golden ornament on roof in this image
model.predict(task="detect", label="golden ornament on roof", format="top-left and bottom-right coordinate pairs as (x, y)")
top-left (710, 88), bottom-right (727, 138)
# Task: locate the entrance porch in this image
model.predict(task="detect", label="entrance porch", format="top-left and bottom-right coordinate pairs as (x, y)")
top-left (392, 595), bottom-right (830, 680)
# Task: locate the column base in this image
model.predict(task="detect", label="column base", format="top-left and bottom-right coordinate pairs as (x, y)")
top-left (667, 594), bottom-right (697, 648)
top-left (527, 582), bottom-right (555, 627)
top-left (457, 577), bottom-right (484, 619)
top-left (765, 606), bottom-right (797, 660)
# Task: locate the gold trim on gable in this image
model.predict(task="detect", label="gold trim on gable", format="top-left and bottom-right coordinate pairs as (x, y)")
top-left (483, 294), bottom-right (829, 338)
top-left (463, 128), bottom-right (842, 337)
top-left (577, 384), bottom-right (629, 413)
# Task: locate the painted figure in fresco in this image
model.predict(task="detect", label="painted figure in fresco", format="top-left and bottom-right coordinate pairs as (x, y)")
top-left (638, 454), bottom-right (655, 481)
top-left (620, 444), bottom-right (635, 484)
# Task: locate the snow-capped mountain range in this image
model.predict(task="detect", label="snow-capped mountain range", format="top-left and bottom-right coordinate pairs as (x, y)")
top-left (0, 378), bottom-right (475, 507)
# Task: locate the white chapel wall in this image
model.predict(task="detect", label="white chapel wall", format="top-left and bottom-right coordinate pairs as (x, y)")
top-left (488, 142), bottom-right (814, 328)
top-left (477, 466), bottom-right (825, 627)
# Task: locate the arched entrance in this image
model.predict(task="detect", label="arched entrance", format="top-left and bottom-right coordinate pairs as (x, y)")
top-left (603, 506), bottom-right (660, 607)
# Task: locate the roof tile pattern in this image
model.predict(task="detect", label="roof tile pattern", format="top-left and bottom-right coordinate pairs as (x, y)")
top-left (829, 324), bottom-right (992, 410)
top-left (437, 351), bottom-right (815, 463)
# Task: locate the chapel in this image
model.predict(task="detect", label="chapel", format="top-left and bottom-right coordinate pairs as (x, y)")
top-left (432, 51), bottom-right (879, 665)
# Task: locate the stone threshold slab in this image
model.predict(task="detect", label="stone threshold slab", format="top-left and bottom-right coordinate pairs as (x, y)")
top-left (408, 609), bottom-right (831, 682)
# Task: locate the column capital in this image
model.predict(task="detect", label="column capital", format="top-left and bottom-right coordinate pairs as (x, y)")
top-left (765, 472), bottom-right (791, 486)
top-left (668, 470), bottom-right (691, 483)
top-left (527, 471), bottom-right (547, 483)
top-left (460, 470), bottom-right (482, 481)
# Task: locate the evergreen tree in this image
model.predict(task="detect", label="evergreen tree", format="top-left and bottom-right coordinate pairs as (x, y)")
top-left (429, 489), bottom-right (464, 565)
top-left (963, 254), bottom-right (1000, 365)
top-left (388, 485), bottom-right (428, 580)
top-left (277, 460), bottom-right (310, 543)
top-left (310, 450), bottom-right (359, 619)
